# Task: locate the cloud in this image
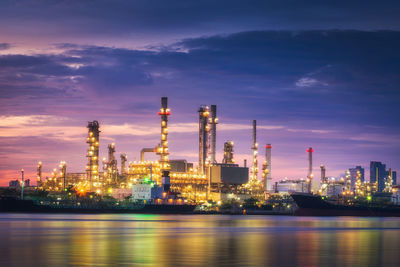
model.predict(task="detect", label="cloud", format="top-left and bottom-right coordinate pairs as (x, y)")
top-left (1, 30), bottom-right (400, 184)
top-left (295, 77), bottom-right (319, 87)
top-left (0, 43), bottom-right (10, 50)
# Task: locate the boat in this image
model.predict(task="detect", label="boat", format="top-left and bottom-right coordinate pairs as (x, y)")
top-left (291, 192), bottom-right (400, 217)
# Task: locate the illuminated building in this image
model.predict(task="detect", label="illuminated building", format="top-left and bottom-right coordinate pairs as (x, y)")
top-left (348, 166), bottom-right (364, 190)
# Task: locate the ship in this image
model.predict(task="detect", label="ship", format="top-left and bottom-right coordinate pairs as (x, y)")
top-left (0, 197), bottom-right (196, 214)
top-left (291, 193), bottom-right (400, 217)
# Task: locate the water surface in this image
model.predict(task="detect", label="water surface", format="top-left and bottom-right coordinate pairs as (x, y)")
top-left (0, 213), bottom-right (399, 266)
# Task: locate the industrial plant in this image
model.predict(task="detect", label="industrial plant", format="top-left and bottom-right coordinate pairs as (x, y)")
top-left (8, 97), bottom-right (399, 208)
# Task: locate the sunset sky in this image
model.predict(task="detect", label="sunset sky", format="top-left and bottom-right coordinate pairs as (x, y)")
top-left (1, 1), bottom-right (400, 185)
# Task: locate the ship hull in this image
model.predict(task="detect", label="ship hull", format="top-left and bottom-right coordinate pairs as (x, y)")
top-left (0, 198), bottom-right (196, 214)
top-left (291, 193), bottom-right (400, 217)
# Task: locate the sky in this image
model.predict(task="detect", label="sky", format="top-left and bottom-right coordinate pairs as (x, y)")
top-left (1, 0), bottom-right (400, 185)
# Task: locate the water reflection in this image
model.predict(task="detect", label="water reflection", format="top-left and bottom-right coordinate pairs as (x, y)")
top-left (0, 214), bottom-right (399, 266)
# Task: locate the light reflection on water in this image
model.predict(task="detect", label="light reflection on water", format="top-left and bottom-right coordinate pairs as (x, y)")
top-left (0, 214), bottom-right (399, 266)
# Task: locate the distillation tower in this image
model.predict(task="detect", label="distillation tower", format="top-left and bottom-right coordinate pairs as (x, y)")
top-left (209, 105), bottom-right (218, 164)
top-left (251, 120), bottom-right (258, 181)
top-left (120, 154), bottom-right (127, 175)
top-left (222, 141), bottom-right (234, 164)
top-left (86, 120), bottom-right (100, 192)
top-left (37, 161), bottom-right (42, 187)
top-left (103, 143), bottom-right (118, 185)
top-left (198, 105), bottom-right (210, 174)
top-left (262, 144), bottom-right (272, 192)
top-left (306, 147), bottom-right (314, 193)
top-left (157, 97), bottom-right (170, 173)
top-left (59, 161), bottom-right (67, 190)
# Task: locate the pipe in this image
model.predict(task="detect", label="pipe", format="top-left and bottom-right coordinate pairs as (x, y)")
top-left (141, 148), bottom-right (156, 162)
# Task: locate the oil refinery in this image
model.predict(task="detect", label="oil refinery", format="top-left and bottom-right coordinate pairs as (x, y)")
top-left (10, 97), bottom-right (398, 207)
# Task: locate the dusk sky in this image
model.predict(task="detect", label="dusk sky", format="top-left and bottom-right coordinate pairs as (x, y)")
top-left (1, 0), bottom-right (400, 185)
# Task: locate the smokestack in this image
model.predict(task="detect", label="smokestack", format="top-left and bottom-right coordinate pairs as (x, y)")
top-left (306, 147), bottom-right (314, 193)
top-left (244, 159), bottom-right (247, 168)
top-left (251, 120), bottom-right (258, 181)
top-left (210, 105), bottom-right (218, 164)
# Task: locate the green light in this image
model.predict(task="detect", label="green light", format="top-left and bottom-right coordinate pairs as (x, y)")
top-left (367, 196), bottom-right (372, 201)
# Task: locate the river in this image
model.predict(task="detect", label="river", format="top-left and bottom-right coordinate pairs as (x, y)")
top-left (0, 213), bottom-right (399, 266)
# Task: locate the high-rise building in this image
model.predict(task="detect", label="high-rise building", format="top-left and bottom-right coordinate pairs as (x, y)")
top-left (393, 171), bottom-right (397, 185)
top-left (348, 166), bottom-right (364, 191)
top-left (370, 161), bottom-right (386, 192)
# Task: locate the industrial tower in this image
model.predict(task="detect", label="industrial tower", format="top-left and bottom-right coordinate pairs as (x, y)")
top-left (262, 144), bottom-right (272, 192)
top-left (37, 161), bottom-right (42, 187)
top-left (59, 161), bottom-right (66, 190)
top-left (209, 105), bottom-right (218, 164)
top-left (320, 165), bottom-right (327, 185)
top-left (198, 105), bottom-right (210, 174)
top-left (103, 143), bottom-right (118, 184)
top-left (222, 141), bottom-right (234, 164)
top-left (306, 147), bottom-right (314, 193)
top-left (120, 154), bottom-right (127, 175)
top-left (86, 120), bottom-right (100, 192)
top-left (157, 97), bottom-right (170, 172)
top-left (251, 120), bottom-right (258, 181)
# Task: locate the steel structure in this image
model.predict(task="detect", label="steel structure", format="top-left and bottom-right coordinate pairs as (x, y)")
top-left (120, 154), bottom-right (127, 175)
top-left (320, 165), bottom-right (327, 185)
top-left (251, 120), bottom-right (258, 181)
top-left (209, 105), bottom-right (218, 164)
top-left (198, 105), bottom-right (210, 174)
top-left (222, 141), bottom-right (234, 164)
top-left (37, 161), bottom-right (42, 187)
top-left (103, 143), bottom-right (118, 185)
top-left (157, 97), bottom-right (170, 172)
top-left (262, 144), bottom-right (272, 192)
top-left (86, 120), bottom-right (100, 191)
top-left (306, 147), bottom-right (314, 193)
top-left (59, 161), bottom-right (67, 191)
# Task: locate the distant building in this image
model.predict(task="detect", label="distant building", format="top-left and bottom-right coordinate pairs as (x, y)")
top-left (393, 171), bottom-right (397, 185)
top-left (348, 166), bottom-right (364, 190)
top-left (370, 161), bottom-right (386, 192)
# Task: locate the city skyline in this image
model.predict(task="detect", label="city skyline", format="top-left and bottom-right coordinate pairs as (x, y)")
top-left (1, 1), bottom-right (400, 185)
